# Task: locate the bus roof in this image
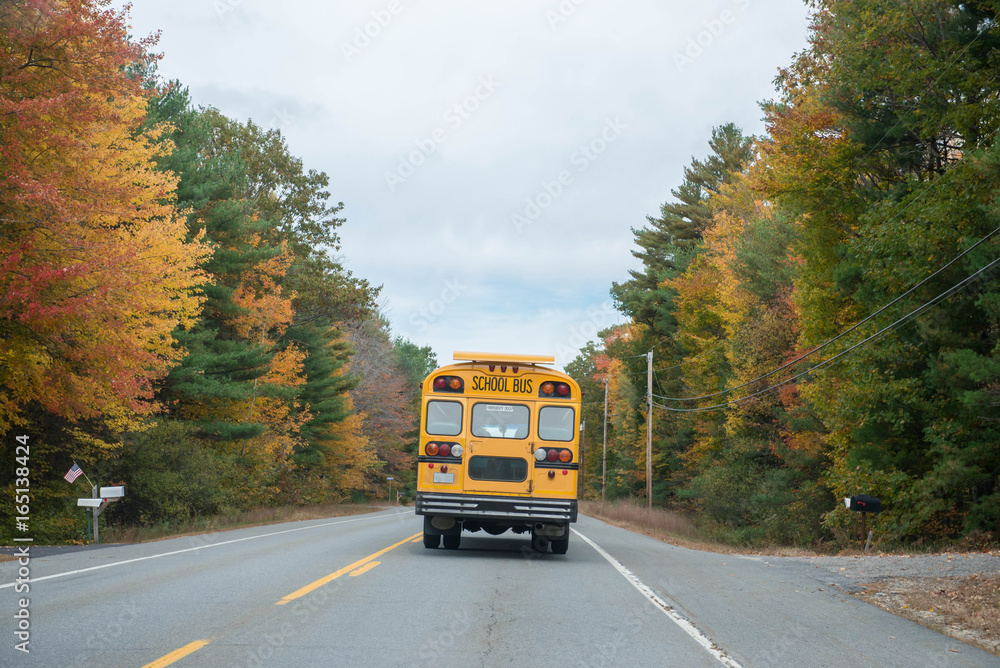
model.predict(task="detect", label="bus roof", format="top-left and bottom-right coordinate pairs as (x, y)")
top-left (453, 351), bottom-right (555, 365)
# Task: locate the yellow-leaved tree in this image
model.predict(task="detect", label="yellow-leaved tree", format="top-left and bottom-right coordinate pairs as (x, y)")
top-left (0, 0), bottom-right (209, 433)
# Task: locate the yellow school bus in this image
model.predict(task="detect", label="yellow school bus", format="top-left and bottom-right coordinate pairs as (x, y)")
top-left (415, 352), bottom-right (580, 553)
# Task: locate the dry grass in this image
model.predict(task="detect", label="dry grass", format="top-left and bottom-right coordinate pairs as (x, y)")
top-left (581, 499), bottom-right (737, 553)
top-left (581, 499), bottom-right (825, 556)
top-left (101, 503), bottom-right (380, 545)
top-left (857, 573), bottom-right (1000, 657)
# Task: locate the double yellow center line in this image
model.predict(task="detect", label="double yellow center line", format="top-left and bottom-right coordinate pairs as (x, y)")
top-left (275, 531), bottom-right (420, 605)
top-left (143, 531), bottom-right (421, 667)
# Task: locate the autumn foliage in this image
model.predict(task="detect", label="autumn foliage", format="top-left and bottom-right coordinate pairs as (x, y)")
top-left (0, 0), bottom-right (208, 431)
top-left (575, 1), bottom-right (1000, 547)
top-left (0, 0), bottom-right (428, 542)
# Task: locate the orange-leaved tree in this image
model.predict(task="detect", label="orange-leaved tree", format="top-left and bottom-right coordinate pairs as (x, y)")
top-left (0, 0), bottom-right (208, 432)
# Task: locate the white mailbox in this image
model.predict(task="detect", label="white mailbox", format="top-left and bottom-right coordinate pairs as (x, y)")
top-left (100, 486), bottom-right (125, 499)
top-left (77, 498), bottom-right (103, 508)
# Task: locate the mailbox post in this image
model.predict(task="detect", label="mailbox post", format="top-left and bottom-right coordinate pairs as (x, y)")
top-left (844, 494), bottom-right (882, 551)
top-left (78, 485), bottom-right (124, 543)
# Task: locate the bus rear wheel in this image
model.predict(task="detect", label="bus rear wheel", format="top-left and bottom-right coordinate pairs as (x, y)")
top-left (423, 533), bottom-right (440, 549)
top-left (551, 534), bottom-right (569, 554)
top-left (442, 534), bottom-right (461, 550)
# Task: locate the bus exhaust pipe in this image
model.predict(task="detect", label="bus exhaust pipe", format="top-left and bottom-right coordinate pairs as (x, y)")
top-left (532, 526), bottom-right (550, 552)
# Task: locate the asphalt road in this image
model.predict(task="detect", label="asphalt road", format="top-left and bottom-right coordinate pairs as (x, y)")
top-left (1, 509), bottom-right (996, 667)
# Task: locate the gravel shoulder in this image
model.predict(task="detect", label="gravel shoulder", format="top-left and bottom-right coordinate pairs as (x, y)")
top-left (765, 551), bottom-right (1000, 657)
top-left (784, 551), bottom-right (1000, 585)
top-left (584, 507), bottom-right (1000, 657)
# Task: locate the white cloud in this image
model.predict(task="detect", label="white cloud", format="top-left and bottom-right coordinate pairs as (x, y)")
top-left (122, 0), bottom-right (812, 369)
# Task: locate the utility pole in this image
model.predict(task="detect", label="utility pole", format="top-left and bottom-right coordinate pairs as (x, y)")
top-left (602, 377), bottom-right (608, 503)
top-left (92, 484), bottom-right (99, 543)
top-left (579, 418), bottom-right (586, 496)
top-left (646, 350), bottom-right (653, 511)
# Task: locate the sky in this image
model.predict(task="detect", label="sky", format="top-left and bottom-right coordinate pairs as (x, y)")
top-left (118, 0), bottom-right (813, 370)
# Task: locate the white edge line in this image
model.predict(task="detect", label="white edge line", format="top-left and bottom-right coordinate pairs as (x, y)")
top-left (572, 527), bottom-right (744, 668)
top-left (0, 509), bottom-right (412, 589)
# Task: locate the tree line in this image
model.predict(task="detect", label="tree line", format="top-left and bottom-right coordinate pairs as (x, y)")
top-left (569, 0), bottom-right (1000, 546)
top-left (0, 0), bottom-right (434, 542)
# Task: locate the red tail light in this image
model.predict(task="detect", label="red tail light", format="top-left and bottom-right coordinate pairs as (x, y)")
top-left (546, 449), bottom-right (558, 462)
top-left (539, 381), bottom-right (571, 398)
top-left (438, 443), bottom-right (451, 457)
top-left (432, 376), bottom-right (464, 393)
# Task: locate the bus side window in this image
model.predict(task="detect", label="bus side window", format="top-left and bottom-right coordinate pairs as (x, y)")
top-left (426, 400), bottom-right (462, 436)
top-left (538, 406), bottom-right (575, 441)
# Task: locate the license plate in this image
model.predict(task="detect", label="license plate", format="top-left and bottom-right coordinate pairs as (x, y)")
top-left (433, 472), bottom-right (454, 484)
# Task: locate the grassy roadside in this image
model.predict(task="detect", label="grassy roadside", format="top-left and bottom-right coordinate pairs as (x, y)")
top-left (582, 498), bottom-right (1000, 657)
top-left (580, 499), bottom-right (819, 556)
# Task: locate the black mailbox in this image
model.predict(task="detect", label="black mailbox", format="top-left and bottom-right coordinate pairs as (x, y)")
top-left (848, 494), bottom-right (882, 514)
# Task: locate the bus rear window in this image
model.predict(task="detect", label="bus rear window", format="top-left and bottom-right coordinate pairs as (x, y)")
top-left (426, 400), bottom-right (462, 436)
top-left (468, 456), bottom-right (528, 482)
top-left (538, 406), bottom-right (575, 441)
top-left (471, 403), bottom-right (530, 439)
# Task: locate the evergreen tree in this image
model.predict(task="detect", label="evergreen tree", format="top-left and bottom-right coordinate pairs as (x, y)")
top-left (148, 87), bottom-right (279, 440)
top-left (612, 123), bottom-right (753, 336)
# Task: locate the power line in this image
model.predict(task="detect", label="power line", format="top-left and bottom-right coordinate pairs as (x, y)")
top-left (652, 254), bottom-right (1000, 412)
top-left (650, 341), bottom-right (725, 374)
top-left (654, 222), bottom-right (1000, 402)
top-left (610, 123), bottom-right (1000, 394)
top-left (619, 343), bottom-right (726, 381)
top-left (618, 22), bottom-right (997, 401)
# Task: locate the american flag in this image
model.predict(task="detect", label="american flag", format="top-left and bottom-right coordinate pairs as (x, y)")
top-left (64, 463), bottom-right (83, 483)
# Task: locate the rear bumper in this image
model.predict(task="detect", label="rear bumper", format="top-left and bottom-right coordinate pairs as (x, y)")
top-left (415, 492), bottom-right (577, 524)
